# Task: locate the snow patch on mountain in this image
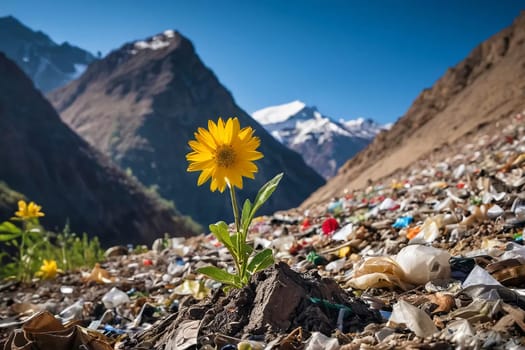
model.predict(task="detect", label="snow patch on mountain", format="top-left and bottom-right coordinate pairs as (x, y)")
top-left (254, 101), bottom-right (384, 146)
top-left (252, 101), bottom-right (386, 178)
top-left (133, 30), bottom-right (176, 52)
top-left (253, 100), bottom-right (306, 125)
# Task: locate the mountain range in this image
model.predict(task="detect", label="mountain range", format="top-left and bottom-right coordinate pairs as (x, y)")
top-left (253, 101), bottom-right (385, 179)
top-left (47, 30), bottom-right (325, 227)
top-left (302, 11), bottom-right (525, 207)
top-left (0, 52), bottom-right (197, 246)
top-left (2, 12), bottom-right (523, 240)
top-left (0, 15), bottom-right (96, 92)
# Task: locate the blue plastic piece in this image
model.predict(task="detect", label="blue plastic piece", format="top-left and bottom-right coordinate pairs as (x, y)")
top-left (392, 216), bottom-right (413, 228)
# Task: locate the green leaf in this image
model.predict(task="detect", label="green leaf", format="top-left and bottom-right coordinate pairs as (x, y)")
top-left (240, 198), bottom-right (252, 235)
top-left (197, 266), bottom-right (241, 287)
top-left (251, 173), bottom-right (283, 220)
top-left (209, 221), bottom-right (233, 251)
top-left (0, 232), bottom-right (22, 241)
top-left (0, 222), bottom-right (22, 241)
top-left (243, 243), bottom-right (254, 255)
top-left (0, 221), bottom-right (21, 234)
top-left (247, 249), bottom-right (274, 274)
top-left (230, 232), bottom-right (243, 257)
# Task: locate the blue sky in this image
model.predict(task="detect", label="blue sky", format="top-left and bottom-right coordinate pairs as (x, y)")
top-left (2, 1), bottom-right (523, 124)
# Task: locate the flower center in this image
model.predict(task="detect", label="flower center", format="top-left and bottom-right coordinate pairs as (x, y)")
top-left (216, 146), bottom-right (236, 168)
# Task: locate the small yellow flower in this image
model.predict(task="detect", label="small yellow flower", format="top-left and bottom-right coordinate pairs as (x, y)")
top-left (186, 117), bottom-right (263, 192)
top-left (35, 259), bottom-right (62, 279)
top-left (14, 200), bottom-right (44, 219)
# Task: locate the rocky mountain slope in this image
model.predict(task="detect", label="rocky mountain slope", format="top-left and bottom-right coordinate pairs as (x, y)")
top-left (0, 52), bottom-right (197, 246)
top-left (253, 101), bottom-right (384, 179)
top-left (302, 11), bottom-right (525, 208)
top-left (48, 31), bottom-right (325, 226)
top-left (0, 16), bottom-right (96, 92)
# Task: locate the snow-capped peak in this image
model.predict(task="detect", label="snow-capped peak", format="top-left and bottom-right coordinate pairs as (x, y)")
top-left (342, 117), bottom-right (386, 138)
top-left (133, 30), bottom-right (176, 51)
top-left (252, 101), bottom-right (386, 178)
top-left (252, 100), bottom-right (306, 125)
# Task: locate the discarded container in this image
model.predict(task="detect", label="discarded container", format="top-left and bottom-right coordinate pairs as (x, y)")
top-left (395, 245), bottom-right (451, 285)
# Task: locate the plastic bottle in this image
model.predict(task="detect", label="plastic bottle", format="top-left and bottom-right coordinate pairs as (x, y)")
top-left (395, 245), bottom-right (451, 285)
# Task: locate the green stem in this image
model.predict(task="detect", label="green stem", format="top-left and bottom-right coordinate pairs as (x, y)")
top-left (19, 221), bottom-right (27, 281)
top-left (228, 183), bottom-right (246, 281)
top-left (228, 184), bottom-right (240, 232)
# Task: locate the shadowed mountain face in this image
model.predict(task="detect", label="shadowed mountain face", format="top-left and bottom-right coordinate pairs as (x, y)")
top-left (302, 11), bottom-right (525, 208)
top-left (0, 16), bottom-right (96, 92)
top-left (48, 31), bottom-right (325, 226)
top-left (0, 52), bottom-right (197, 246)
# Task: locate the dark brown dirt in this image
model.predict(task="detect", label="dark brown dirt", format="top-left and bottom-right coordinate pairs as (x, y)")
top-left (129, 262), bottom-right (381, 349)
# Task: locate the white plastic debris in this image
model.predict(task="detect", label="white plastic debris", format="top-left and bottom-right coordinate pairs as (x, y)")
top-left (388, 300), bottom-right (437, 338)
top-left (332, 223), bottom-right (353, 241)
top-left (487, 205), bottom-right (504, 218)
top-left (304, 332), bottom-right (340, 350)
top-left (379, 198), bottom-right (397, 211)
top-left (60, 286), bottom-right (74, 295)
top-left (167, 261), bottom-right (188, 277)
top-left (453, 163), bottom-right (466, 179)
top-left (395, 245), bottom-right (451, 285)
top-left (500, 242), bottom-right (525, 260)
top-left (325, 258), bottom-right (346, 273)
top-left (443, 319), bottom-right (478, 348)
top-left (271, 236), bottom-right (294, 252)
top-left (59, 299), bottom-right (84, 321)
top-left (463, 265), bottom-right (502, 289)
top-left (101, 287), bottom-right (130, 309)
top-left (410, 216), bottom-right (443, 243)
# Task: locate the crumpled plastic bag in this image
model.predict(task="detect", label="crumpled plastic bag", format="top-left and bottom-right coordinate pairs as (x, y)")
top-left (1, 311), bottom-right (112, 350)
top-left (347, 256), bottom-right (413, 290)
top-left (172, 280), bottom-right (209, 300)
top-left (442, 319), bottom-right (478, 348)
top-left (304, 332), bottom-right (340, 350)
top-left (348, 245), bottom-right (450, 290)
top-left (82, 263), bottom-right (114, 284)
top-left (410, 216), bottom-right (443, 243)
top-left (388, 300), bottom-right (438, 338)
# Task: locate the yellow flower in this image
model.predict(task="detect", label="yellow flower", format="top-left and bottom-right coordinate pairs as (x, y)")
top-left (186, 117), bottom-right (263, 192)
top-left (14, 200), bottom-right (45, 219)
top-left (35, 259), bottom-right (62, 279)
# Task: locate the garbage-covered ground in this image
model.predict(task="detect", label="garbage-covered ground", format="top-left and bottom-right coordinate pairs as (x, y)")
top-left (1, 113), bottom-right (525, 349)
